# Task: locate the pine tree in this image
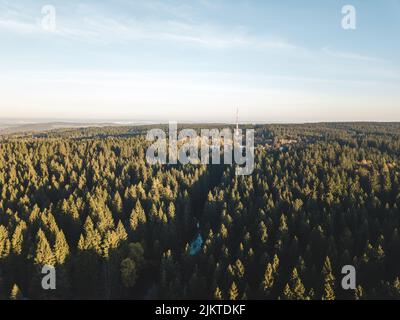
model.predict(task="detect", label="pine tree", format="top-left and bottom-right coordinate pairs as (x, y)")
top-left (229, 281), bottom-right (239, 300)
top-left (34, 229), bottom-right (55, 266)
top-left (214, 286), bottom-right (223, 300)
top-left (112, 192), bottom-right (123, 215)
top-left (322, 281), bottom-right (335, 301)
top-left (11, 221), bottom-right (26, 255)
top-left (234, 259), bottom-right (245, 278)
top-left (258, 221), bottom-right (268, 244)
top-left (116, 220), bottom-right (128, 242)
top-left (80, 216), bottom-right (102, 255)
top-left (220, 224), bottom-right (228, 239)
top-left (272, 254), bottom-right (280, 272)
top-left (167, 202), bottom-right (175, 220)
top-left (130, 201), bottom-right (147, 231)
top-left (279, 214), bottom-right (288, 233)
top-left (54, 230), bottom-right (70, 265)
top-left (283, 268), bottom-right (306, 300)
top-left (392, 278), bottom-right (400, 298)
top-left (0, 225), bottom-right (10, 259)
top-left (354, 285), bottom-right (364, 300)
top-left (322, 256), bottom-right (335, 300)
top-left (262, 263), bottom-right (275, 295)
top-left (10, 284), bottom-right (23, 300)
top-left (293, 198), bottom-right (303, 212)
top-left (283, 284), bottom-right (292, 300)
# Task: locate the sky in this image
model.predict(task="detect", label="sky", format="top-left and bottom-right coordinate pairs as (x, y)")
top-left (0, 0), bottom-right (399, 123)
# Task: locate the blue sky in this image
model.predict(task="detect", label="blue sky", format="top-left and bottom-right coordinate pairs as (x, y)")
top-left (0, 0), bottom-right (399, 122)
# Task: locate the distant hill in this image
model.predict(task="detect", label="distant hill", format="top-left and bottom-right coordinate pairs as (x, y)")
top-left (0, 122), bottom-right (122, 135)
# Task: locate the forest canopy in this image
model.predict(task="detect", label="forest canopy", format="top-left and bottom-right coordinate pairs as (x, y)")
top-left (0, 122), bottom-right (400, 300)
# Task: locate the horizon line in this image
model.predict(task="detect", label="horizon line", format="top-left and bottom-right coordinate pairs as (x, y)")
top-left (1, 118), bottom-right (400, 126)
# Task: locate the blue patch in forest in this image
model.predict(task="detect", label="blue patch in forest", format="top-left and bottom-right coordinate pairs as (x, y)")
top-left (189, 234), bottom-right (203, 256)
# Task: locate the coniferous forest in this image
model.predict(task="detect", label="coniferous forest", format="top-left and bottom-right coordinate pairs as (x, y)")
top-left (1, 122), bottom-right (400, 300)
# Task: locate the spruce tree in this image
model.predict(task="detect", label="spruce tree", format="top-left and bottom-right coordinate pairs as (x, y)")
top-left (10, 284), bottom-right (23, 300)
top-left (54, 230), bottom-right (70, 265)
top-left (34, 229), bottom-right (55, 266)
top-left (229, 281), bottom-right (239, 300)
top-left (322, 256), bottom-right (335, 300)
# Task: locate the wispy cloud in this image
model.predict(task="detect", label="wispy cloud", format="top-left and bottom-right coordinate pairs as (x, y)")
top-left (322, 47), bottom-right (384, 63)
top-left (0, 1), bottom-right (295, 49)
top-left (79, 17), bottom-right (295, 49)
top-left (0, 18), bottom-right (39, 33)
top-left (0, 1), bottom-right (40, 33)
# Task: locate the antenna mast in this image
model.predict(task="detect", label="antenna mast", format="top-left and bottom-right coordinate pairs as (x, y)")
top-left (236, 107), bottom-right (239, 131)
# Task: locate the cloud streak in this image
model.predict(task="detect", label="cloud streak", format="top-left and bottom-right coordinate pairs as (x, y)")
top-left (0, 2), bottom-right (294, 50)
top-left (322, 47), bottom-right (384, 63)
